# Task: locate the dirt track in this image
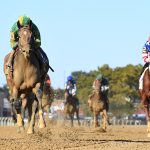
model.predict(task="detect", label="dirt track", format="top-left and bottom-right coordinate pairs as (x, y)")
top-left (0, 124), bottom-right (150, 150)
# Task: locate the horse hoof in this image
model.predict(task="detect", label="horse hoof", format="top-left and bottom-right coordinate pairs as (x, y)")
top-left (20, 126), bottom-right (25, 131)
top-left (17, 115), bottom-right (23, 127)
top-left (99, 128), bottom-right (106, 132)
top-left (38, 122), bottom-right (46, 128)
top-left (17, 122), bottom-right (23, 127)
top-left (17, 129), bottom-right (21, 133)
top-left (27, 129), bottom-right (34, 134)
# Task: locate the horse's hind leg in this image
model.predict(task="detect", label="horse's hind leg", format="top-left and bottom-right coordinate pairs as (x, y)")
top-left (69, 113), bottom-right (74, 127)
top-left (27, 100), bottom-right (38, 134)
top-left (141, 97), bottom-right (150, 137)
top-left (33, 83), bottom-right (46, 128)
top-left (11, 87), bottom-right (24, 130)
top-left (93, 112), bottom-right (98, 127)
top-left (10, 102), bottom-right (17, 124)
top-left (13, 100), bottom-right (24, 133)
top-left (45, 105), bottom-right (50, 123)
top-left (147, 118), bottom-right (150, 137)
top-left (63, 113), bottom-right (67, 126)
top-left (146, 102), bottom-right (150, 137)
top-left (19, 97), bottom-right (27, 132)
top-left (14, 100), bottom-right (24, 127)
top-left (76, 108), bottom-right (80, 126)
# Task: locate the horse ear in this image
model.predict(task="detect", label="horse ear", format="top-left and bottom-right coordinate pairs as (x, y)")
top-left (17, 21), bottom-right (21, 29)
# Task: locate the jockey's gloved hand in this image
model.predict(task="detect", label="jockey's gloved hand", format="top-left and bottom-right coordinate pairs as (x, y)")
top-left (101, 86), bottom-right (109, 92)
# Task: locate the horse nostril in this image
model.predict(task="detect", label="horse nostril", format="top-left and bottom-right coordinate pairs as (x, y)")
top-left (29, 49), bottom-right (32, 53)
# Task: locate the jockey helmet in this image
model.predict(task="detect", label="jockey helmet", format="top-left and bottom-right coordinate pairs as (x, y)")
top-left (96, 74), bottom-right (103, 81)
top-left (67, 75), bottom-right (73, 81)
top-left (18, 15), bottom-right (31, 26)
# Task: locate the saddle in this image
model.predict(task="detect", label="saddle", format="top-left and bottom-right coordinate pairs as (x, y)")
top-left (5, 49), bottom-right (18, 79)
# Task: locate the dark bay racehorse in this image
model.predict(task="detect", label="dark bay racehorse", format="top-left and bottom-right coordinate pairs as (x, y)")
top-left (88, 80), bottom-right (107, 131)
top-left (63, 87), bottom-right (80, 127)
top-left (3, 22), bottom-right (49, 134)
top-left (140, 68), bottom-right (150, 137)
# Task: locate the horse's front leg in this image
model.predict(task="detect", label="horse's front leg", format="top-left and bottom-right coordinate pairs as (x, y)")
top-left (147, 117), bottom-right (150, 138)
top-left (93, 112), bottom-right (98, 127)
top-left (20, 94), bottom-right (28, 128)
top-left (76, 108), bottom-right (81, 126)
top-left (33, 83), bottom-right (46, 128)
top-left (100, 109), bottom-right (107, 132)
top-left (10, 101), bottom-right (17, 124)
top-left (62, 111), bottom-right (67, 126)
top-left (27, 100), bottom-right (38, 134)
top-left (146, 101), bottom-right (150, 137)
top-left (141, 94), bottom-right (150, 137)
top-left (69, 113), bottom-right (74, 127)
top-left (12, 87), bottom-right (24, 130)
top-left (45, 104), bottom-right (50, 123)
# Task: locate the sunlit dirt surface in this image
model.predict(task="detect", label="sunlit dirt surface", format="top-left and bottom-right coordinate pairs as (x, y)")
top-left (0, 124), bottom-right (150, 150)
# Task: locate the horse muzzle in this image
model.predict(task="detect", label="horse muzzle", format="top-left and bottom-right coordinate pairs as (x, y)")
top-left (22, 49), bottom-right (32, 58)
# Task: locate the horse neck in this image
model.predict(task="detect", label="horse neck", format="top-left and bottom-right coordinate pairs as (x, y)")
top-left (91, 90), bottom-right (101, 102)
top-left (13, 49), bottom-right (40, 81)
top-left (145, 69), bottom-right (150, 80)
top-left (14, 50), bottom-right (26, 65)
top-left (143, 69), bottom-right (150, 90)
top-left (94, 80), bottom-right (101, 90)
top-left (16, 48), bottom-right (37, 65)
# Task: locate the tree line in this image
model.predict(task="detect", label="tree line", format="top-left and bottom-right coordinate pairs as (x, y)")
top-left (54, 64), bottom-right (143, 117)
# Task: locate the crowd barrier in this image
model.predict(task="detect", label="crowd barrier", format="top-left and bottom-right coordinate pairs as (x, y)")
top-left (0, 117), bottom-right (146, 127)
top-left (80, 118), bottom-right (146, 127)
top-left (111, 119), bottom-right (144, 125)
top-left (0, 117), bottom-right (15, 126)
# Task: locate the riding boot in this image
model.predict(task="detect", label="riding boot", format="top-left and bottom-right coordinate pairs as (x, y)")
top-left (5, 51), bottom-right (14, 77)
top-left (36, 47), bottom-right (49, 72)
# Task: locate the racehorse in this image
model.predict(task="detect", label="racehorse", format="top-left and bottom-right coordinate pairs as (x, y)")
top-left (140, 67), bottom-right (150, 137)
top-left (63, 91), bottom-right (80, 127)
top-left (88, 80), bottom-right (107, 131)
top-left (3, 22), bottom-right (49, 134)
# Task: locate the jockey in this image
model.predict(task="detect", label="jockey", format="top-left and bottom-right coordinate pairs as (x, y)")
top-left (139, 36), bottom-right (150, 94)
top-left (5, 15), bottom-right (49, 76)
top-left (64, 75), bottom-right (79, 107)
top-left (88, 73), bottom-right (109, 111)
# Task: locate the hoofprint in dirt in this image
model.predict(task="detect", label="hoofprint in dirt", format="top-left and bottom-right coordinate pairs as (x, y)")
top-left (0, 125), bottom-right (150, 150)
